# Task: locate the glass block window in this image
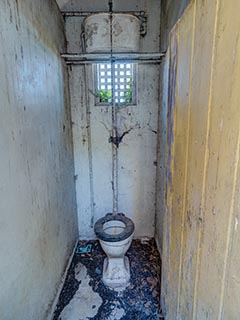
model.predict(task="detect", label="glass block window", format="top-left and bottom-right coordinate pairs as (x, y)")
top-left (95, 63), bottom-right (136, 106)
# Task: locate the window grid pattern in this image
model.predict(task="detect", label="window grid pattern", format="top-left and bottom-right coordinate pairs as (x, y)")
top-left (96, 63), bottom-right (135, 105)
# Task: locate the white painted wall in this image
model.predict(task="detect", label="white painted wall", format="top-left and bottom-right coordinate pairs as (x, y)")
top-left (0, 1), bottom-right (78, 319)
top-left (64, 0), bottom-right (161, 239)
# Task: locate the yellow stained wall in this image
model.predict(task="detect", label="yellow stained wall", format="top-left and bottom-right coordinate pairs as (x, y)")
top-left (161, 0), bottom-right (240, 319)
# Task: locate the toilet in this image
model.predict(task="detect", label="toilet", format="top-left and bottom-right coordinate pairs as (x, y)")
top-left (94, 213), bottom-right (135, 290)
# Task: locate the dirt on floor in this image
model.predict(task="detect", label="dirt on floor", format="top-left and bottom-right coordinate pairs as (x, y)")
top-left (53, 238), bottom-right (162, 320)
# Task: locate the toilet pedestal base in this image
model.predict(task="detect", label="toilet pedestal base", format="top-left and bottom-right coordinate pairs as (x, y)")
top-left (102, 256), bottom-right (130, 290)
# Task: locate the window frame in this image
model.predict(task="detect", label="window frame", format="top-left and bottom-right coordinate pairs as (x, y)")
top-left (93, 62), bottom-right (137, 107)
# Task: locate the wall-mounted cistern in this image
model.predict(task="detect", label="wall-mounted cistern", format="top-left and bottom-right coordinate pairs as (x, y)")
top-left (83, 13), bottom-right (141, 53)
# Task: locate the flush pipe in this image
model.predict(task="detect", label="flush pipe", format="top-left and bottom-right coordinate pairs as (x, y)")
top-left (84, 65), bottom-right (95, 228)
top-left (81, 24), bottom-right (95, 228)
top-left (109, 0), bottom-right (119, 215)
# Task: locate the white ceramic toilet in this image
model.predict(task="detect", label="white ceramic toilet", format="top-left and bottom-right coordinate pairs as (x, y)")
top-left (94, 213), bottom-right (135, 290)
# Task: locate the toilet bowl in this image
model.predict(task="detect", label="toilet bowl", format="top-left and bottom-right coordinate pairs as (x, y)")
top-left (94, 213), bottom-right (135, 290)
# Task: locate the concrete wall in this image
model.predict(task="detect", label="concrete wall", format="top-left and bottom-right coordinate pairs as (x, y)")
top-left (63, 0), bottom-right (161, 239)
top-left (0, 1), bottom-right (78, 319)
top-left (161, 0), bottom-right (240, 319)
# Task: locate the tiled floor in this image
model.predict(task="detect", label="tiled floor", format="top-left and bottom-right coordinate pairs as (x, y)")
top-left (53, 238), bottom-right (162, 320)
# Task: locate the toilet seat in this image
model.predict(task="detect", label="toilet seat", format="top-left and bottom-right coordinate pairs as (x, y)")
top-left (94, 213), bottom-right (134, 242)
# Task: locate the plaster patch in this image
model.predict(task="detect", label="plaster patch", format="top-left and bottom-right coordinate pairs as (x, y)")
top-left (59, 263), bottom-right (102, 320)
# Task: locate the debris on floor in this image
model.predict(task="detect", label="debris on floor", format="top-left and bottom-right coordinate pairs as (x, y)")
top-left (75, 243), bottom-right (93, 254)
top-left (53, 238), bottom-right (162, 320)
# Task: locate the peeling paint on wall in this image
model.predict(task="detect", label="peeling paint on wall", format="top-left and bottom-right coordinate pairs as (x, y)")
top-left (160, 0), bottom-right (240, 318)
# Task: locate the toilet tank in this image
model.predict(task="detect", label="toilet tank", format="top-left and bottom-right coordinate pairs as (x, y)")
top-left (83, 13), bottom-right (140, 53)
